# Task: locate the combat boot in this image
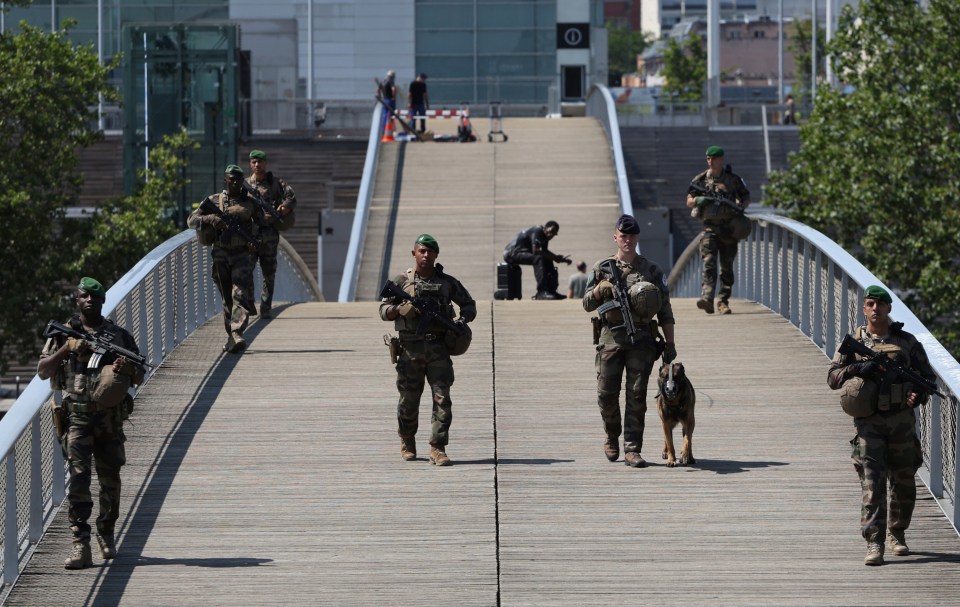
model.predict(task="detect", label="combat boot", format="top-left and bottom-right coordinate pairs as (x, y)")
top-left (97, 533), bottom-right (116, 559)
top-left (228, 331), bottom-right (246, 354)
top-left (864, 541), bottom-right (884, 566)
top-left (260, 305), bottom-right (272, 319)
top-left (400, 437), bottom-right (417, 461)
top-left (603, 436), bottom-right (619, 462)
top-left (696, 298), bottom-right (715, 314)
top-left (717, 301), bottom-right (731, 315)
top-left (64, 541), bottom-right (93, 570)
top-left (887, 530), bottom-right (909, 556)
top-left (624, 452), bottom-right (647, 468)
top-left (430, 446), bottom-right (451, 466)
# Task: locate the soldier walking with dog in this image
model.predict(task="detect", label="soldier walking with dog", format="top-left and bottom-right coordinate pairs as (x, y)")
top-left (686, 145), bottom-right (751, 315)
top-left (827, 285), bottom-right (936, 566)
top-left (583, 215), bottom-right (677, 467)
top-left (380, 234), bottom-right (476, 466)
top-left (37, 278), bottom-right (145, 569)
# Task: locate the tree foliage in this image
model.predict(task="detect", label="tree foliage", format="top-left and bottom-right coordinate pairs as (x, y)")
top-left (606, 21), bottom-right (652, 86)
top-left (662, 34), bottom-right (707, 101)
top-left (789, 19), bottom-right (826, 104)
top-left (764, 0), bottom-right (960, 358)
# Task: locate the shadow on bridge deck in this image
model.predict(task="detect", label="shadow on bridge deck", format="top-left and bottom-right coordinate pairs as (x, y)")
top-left (6, 299), bottom-right (960, 606)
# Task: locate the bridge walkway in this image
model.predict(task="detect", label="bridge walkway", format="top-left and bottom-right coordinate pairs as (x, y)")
top-left (5, 298), bottom-right (960, 606)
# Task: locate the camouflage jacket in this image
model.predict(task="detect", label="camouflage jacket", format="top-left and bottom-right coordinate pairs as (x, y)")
top-left (39, 315), bottom-right (143, 403)
top-left (246, 171), bottom-right (297, 233)
top-left (187, 190), bottom-right (265, 250)
top-left (582, 254), bottom-right (674, 347)
top-left (379, 264), bottom-right (476, 337)
top-left (689, 168), bottom-right (750, 225)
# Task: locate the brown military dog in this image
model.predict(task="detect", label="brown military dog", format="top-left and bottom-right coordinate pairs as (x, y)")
top-left (656, 362), bottom-right (696, 467)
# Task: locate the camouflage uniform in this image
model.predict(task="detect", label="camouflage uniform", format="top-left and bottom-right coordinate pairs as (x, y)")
top-left (689, 168), bottom-right (750, 304)
top-left (40, 315), bottom-right (143, 545)
top-left (246, 172), bottom-right (296, 315)
top-left (827, 323), bottom-right (935, 543)
top-left (379, 265), bottom-right (476, 448)
top-left (583, 255), bottom-right (674, 455)
top-left (187, 190), bottom-right (265, 341)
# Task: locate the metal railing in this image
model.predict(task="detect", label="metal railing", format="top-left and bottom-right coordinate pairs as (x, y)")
top-left (585, 84), bottom-right (632, 218)
top-left (669, 213), bottom-right (960, 532)
top-left (0, 231), bottom-right (320, 588)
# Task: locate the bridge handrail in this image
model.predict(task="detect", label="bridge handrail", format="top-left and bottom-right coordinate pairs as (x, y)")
top-left (338, 102), bottom-right (384, 302)
top-left (0, 231), bottom-right (320, 588)
top-left (585, 84), bottom-right (632, 217)
top-left (669, 212), bottom-right (960, 532)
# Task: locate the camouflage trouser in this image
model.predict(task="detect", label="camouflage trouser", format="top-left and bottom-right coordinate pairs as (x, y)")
top-left (850, 408), bottom-right (923, 542)
top-left (65, 407), bottom-right (126, 542)
top-left (395, 338), bottom-right (455, 447)
top-left (700, 227), bottom-right (739, 302)
top-left (596, 344), bottom-right (657, 453)
top-left (256, 228), bottom-right (279, 310)
top-left (211, 245), bottom-right (257, 337)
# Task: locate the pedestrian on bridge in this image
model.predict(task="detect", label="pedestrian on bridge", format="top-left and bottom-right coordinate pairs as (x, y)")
top-left (380, 234), bottom-right (476, 466)
top-left (503, 221), bottom-right (572, 300)
top-left (686, 145), bottom-right (750, 315)
top-left (407, 72), bottom-right (429, 134)
top-left (37, 277), bottom-right (145, 569)
top-left (188, 164), bottom-right (267, 353)
top-left (583, 215), bottom-right (677, 468)
top-left (827, 285), bottom-right (936, 566)
top-left (247, 149), bottom-right (298, 319)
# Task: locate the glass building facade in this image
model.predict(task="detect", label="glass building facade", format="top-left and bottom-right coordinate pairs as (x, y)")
top-left (414, 0), bottom-right (559, 105)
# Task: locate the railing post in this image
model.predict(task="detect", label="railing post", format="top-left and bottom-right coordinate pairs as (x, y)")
top-left (825, 260), bottom-right (837, 356)
top-left (29, 417), bottom-right (42, 543)
top-left (927, 395), bottom-right (943, 497)
top-left (839, 273), bottom-right (850, 336)
top-left (800, 239), bottom-right (811, 336)
top-left (790, 233), bottom-right (800, 327)
top-left (813, 248), bottom-right (823, 349)
top-left (151, 265), bottom-right (163, 362)
top-left (5, 452), bottom-right (18, 584)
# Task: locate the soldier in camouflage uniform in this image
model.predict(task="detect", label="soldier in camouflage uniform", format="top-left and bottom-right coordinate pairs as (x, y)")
top-left (583, 215), bottom-right (677, 468)
top-left (827, 285), bottom-right (936, 566)
top-left (37, 277), bottom-right (145, 569)
top-left (380, 234), bottom-right (476, 466)
top-left (188, 164), bottom-right (266, 353)
top-left (685, 145), bottom-right (750, 315)
top-left (247, 149), bottom-right (297, 319)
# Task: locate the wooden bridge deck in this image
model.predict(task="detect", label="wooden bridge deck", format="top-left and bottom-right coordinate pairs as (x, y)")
top-left (6, 299), bottom-right (960, 606)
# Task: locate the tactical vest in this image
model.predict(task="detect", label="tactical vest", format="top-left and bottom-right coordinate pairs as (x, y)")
top-left (395, 268), bottom-right (457, 335)
top-left (43, 318), bottom-right (132, 407)
top-left (854, 326), bottom-right (912, 411)
top-left (217, 192), bottom-right (258, 250)
top-left (249, 174), bottom-right (296, 232)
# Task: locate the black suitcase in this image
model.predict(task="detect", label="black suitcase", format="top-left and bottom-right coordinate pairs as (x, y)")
top-left (494, 263), bottom-right (522, 300)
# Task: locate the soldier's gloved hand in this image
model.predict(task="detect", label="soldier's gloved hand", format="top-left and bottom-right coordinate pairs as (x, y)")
top-left (595, 280), bottom-right (614, 299)
top-left (662, 343), bottom-right (677, 364)
top-left (849, 360), bottom-right (881, 378)
top-left (695, 196), bottom-right (711, 208)
top-left (65, 337), bottom-right (89, 354)
top-left (204, 215), bottom-right (227, 230)
top-left (397, 300), bottom-right (419, 319)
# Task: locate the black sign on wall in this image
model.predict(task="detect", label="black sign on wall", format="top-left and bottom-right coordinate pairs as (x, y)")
top-left (556, 23), bottom-right (590, 49)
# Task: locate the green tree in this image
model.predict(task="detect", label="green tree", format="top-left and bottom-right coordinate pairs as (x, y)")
top-left (789, 18), bottom-right (826, 105)
top-left (662, 34), bottom-right (707, 101)
top-left (606, 21), bottom-right (652, 86)
top-left (0, 21), bottom-right (113, 374)
top-left (68, 128), bottom-right (199, 282)
top-left (764, 0), bottom-right (960, 358)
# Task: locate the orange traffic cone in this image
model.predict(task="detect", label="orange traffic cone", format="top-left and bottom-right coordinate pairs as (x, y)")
top-left (381, 114), bottom-right (396, 142)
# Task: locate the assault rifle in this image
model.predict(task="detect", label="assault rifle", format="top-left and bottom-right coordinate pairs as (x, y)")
top-left (241, 182), bottom-right (284, 226)
top-left (837, 334), bottom-right (944, 399)
top-left (379, 280), bottom-right (465, 337)
top-left (197, 198), bottom-right (261, 250)
top-left (689, 181), bottom-right (745, 216)
top-left (43, 321), bottom-right (150, 370)
top-left (596, 258), bottom-right (638, 344)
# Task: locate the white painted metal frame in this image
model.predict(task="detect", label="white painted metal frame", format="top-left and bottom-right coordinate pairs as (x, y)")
top-left (0, 231), bottom-right (320, 587)
top-left (585, 83), bottom-right (633, 217)
top-left (670, 213), bottom-right (960, 533)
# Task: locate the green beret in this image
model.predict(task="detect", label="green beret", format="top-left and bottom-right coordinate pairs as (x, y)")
top-left (864, 285), bottom-right (892, 304)
top-left (249, 150), bottom-right (267, 160)
top-left (78, 277), bottom-right (106, 300)
top-left (706, 145), bottom-right (724, 157)
top-left (415, 233), bottom-right (439, 253)
top-left (225, 164), bottom-right (244, 176)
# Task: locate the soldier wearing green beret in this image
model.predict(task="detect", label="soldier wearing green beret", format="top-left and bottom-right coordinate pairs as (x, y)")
top-left (380, 234), bottom-right (476, 466)
top-left (686, 145), bottom-right (751, 315)
top-left (247, 149), bottom-right (297, 319)
top-left (827, 285), bottom-right (936, 566)
top-left (37, 277), bottom-right (145, 569)
top-left (187, 164), bottom-right (267, 352)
